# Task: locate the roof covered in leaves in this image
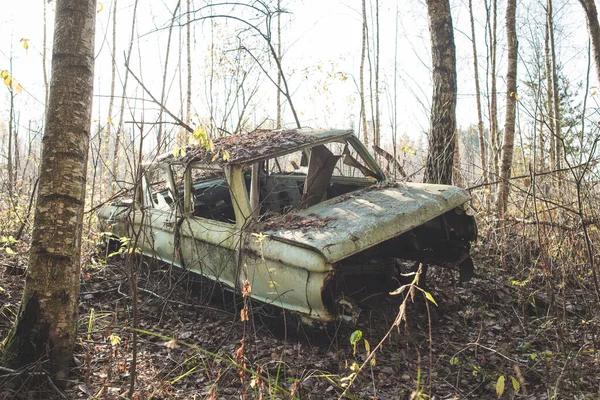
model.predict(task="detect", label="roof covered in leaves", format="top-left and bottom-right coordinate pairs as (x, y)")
top-left (158, 129), bottom-right (353, 166)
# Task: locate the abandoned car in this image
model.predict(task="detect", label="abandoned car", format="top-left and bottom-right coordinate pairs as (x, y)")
top-left (98, 129), bottom-right (477, 322)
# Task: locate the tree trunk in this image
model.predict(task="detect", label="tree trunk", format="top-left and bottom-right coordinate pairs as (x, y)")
top-left (185, 0), bottom-right (192, 144)
top-left (469, 0), bottom-right (487, 185)
top-left (495, 0), bottom-right (518, 217)
top-left (485, 0), bottom-right (499, 182)
top-left (112, 0), bottom-right (139, 191)
top-left (3, 0), bottom-right (96, 384)
top-left (374, 0), bottom-right (380, 148)
top-left (106, 0), bottom-right (117, 192)
top-left (544, 15), bottom-right (556, 172)
top-left (276, 0), bottom-right (282, 129)
top-left (453, 130), bottom-right (464, 187)
top-left (360, 0), bottom-right (368, 146)
top-left (579, 0), bottom-right (600, 84)
top-left (42, 0), bottom-right (49, 113)
top-left (157, 0), bottom-right (181, 154)
top-left (548, 0), bottom-right (562, 181)
top-left (423, 0), bottom-right (457, 185)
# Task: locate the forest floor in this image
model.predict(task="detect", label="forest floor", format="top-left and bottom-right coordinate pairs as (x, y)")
top-left (1, 230), bottom-right (600, 399)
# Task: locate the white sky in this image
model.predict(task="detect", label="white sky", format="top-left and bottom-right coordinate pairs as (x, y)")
top-left (0, 0), bottom-right (595, 155)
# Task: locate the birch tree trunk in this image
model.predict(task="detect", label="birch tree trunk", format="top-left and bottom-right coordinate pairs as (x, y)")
top-left (2, 0), bottom-right (96, 383)
top-left (496, 0), bottom-right (518, 217)
top-left (423, 0), bottom-right (457, 184)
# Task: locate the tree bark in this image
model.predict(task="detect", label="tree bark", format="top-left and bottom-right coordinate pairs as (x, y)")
top-left (3, 0), bottom-right (96, 384)
top-left (579, 0), bottom-right (600, 84)
top-left (423, 0), bottom-right (457, 185)
top-left (453, 130), bottom-right (464, 187)
top-left (495, 0), bottom-right (518, 217)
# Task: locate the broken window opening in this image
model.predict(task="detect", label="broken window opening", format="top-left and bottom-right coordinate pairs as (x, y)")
top-left (144, 166), bottom-right (176, 212)
top-left (250, 141), bottom-right (381, 221)
top-left (187, 166), bottom-right (236, 224)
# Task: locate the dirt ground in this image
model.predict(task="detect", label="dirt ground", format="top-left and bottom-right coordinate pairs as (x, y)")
top-left (1, 237), bottom-right (600, 399)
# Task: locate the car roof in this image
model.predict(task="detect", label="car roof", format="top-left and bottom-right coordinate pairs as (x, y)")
top-left (152, 129), bottom-right (354, 168)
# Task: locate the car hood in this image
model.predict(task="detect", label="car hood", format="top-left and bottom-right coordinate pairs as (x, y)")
top-left (261, 182), bottom-right (471, 263)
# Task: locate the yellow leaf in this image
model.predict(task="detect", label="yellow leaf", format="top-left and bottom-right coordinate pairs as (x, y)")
top-left (20, 38), bottom-right (29, 50)
top-left (364, 339), bottom-right (371, 355)
top-left (211, 152), bottom-right (219, 162)
top-left (370, 357), bottom-right (376, 367)
top-left (0, 70), bottom-right (8, 79)
top-left (15, 83), bottom-right (23, 93)
top-left (424, 290), bottom-right (438, 306)
top-left (97, 2), bottom-right (104, 12)
top-left (4, 76), bottom-right (12, 87)
top-left (107, 117), bottom-right (114, 126)
top-left (496, 375), bottom-right (505, 398)
top-left (511, 376), bottom-right (520, 392)
top-left (107, 333), bottom-right (121, 346)
top-left (5, 247), bottom-right (16, 255)
top-left (222, 150), bottom-right (230, 161)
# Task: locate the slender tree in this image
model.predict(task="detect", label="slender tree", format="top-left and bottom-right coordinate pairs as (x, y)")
top-left (468, 0), bottom-right (487, 185)
top-left (545, 12), bottom-right (556, 171)
top-left (106, 0), bottom-right (117, 188)
top-left (374, 0), bottom-right (380, 147)
top-left (112, 0), bottom-right (139, 190)
top-left (423, 0), bottom-right (457, 184)
top-left (484, 0), bottom-right (499, 181)
top-left (185, 0), bottom-right (192, 144)
top-left (157, 0), bottom-right (181, 154)
top-left (360, 0), bottom-right (368, 145)
top-left (2, 0), bottom-right (96, 383)
top-left (276, 0), bottom-right (282, 129)
top-left (496, 0), bottom-right (518, 216)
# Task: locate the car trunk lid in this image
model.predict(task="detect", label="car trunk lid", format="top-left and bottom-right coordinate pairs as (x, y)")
top-left (261, 182), bottom-right (471, 263)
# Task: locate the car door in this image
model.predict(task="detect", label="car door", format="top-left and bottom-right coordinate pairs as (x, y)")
top-left (178, 164), bottom-right (241, 292)
top-left (141, 164), bottom-right (181, 265)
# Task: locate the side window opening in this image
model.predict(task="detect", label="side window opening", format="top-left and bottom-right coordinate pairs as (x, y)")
top-left (188, 167), bottom-right (235, 223)
top-left (146, 167), bottom-right (176, 212)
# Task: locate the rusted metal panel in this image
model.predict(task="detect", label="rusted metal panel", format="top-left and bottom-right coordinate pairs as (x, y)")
top-left (262, 183), bottom-right (471, 263)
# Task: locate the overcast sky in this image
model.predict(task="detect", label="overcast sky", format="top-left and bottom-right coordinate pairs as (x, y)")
top-left (0, 0), bottom-right (595, 153)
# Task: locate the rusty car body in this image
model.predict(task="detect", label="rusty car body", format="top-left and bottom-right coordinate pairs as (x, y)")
top-left (98, 129), bottom-right (476, 322)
